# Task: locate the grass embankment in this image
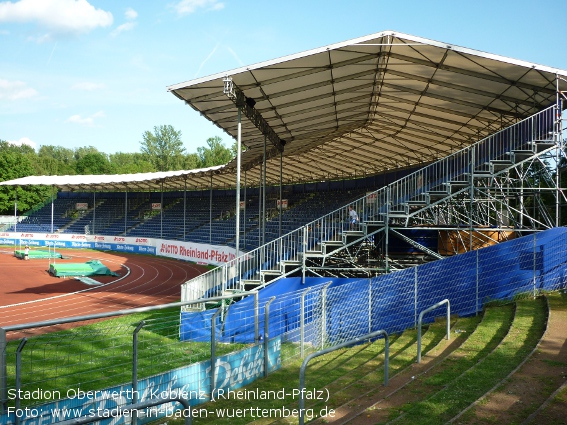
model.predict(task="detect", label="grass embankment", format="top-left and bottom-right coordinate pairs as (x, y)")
top-left (5, 307), bottom-right (248, 408)
top-left (391, 297), bottom-right (547, 425)
top-left (456, 292), bottom-right (567, 425)
top-left (163, 317), bottom-right (465, 425)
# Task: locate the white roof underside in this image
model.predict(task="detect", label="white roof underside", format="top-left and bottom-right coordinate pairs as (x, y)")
top-left (0, 166), bottom-right (224, 192)
top-left (4, 30), bottom-right (567, 191)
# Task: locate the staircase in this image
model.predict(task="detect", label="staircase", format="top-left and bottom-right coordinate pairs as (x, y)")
top-left (181, 106), bottom-right (558, 305)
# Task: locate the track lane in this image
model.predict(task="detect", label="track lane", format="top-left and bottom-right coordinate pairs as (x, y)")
top-left (0, 249), bottom-right (207, 328)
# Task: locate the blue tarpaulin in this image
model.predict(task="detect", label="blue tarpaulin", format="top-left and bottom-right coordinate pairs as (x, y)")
top-left (181, 228), bottom-right (567, 344)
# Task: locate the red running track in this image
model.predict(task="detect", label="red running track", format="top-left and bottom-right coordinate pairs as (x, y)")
top-left (0, 249), bottom-right (208, 328)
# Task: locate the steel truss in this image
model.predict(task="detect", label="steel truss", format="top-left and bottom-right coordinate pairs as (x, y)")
top-left (298, 104), bottom-right (567, 279)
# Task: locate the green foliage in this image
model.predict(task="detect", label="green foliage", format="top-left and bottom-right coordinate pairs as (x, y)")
top-left (197, 136), bottom-right (235, 168)
top-left (140, 124), bottom-right (186, 171)
top-left (109, 152), bottom-right (156, 174)
top-left (38, 145), bottom-right (76, 175)
top-left (0, 141), bottom-right (52, 214)
top-left (0, 127), bottom-right (232, 214)
top-left (75, 152), bottom-right (113, 175)
top-left (180, 152), bottom-right (199, 170)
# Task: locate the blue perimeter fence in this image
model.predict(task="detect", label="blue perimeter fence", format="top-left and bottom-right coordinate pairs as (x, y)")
top-left (181, 227), bottom-right (567, 347)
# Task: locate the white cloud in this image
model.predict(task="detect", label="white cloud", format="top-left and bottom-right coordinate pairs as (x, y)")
top-left (65, 110), bottom-right (105, 127)
top-left (111, 21), bottom-right (136, 37)
top-left (0, 0), bottom-right (113, 36)
top-left (27, 32), bottom-right (51, 43)
top-left (173, 0), bottom-right (224, 16)
top-left (110, 7), bottom-right (137, 37)
top-left (0, 79), bottom-right (38, 100)
top-left (71, 82), bottom-right (105, 91)
top-left (125, 7), bottom-right (137, 20)
top-left (8, 137), bottom-right (36, 149)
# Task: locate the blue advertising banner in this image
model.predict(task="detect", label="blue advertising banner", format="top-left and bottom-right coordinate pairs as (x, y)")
top-left (1, 338), bottom-right (281, 425)
top-left (3, 239), bottom-right (155, 255)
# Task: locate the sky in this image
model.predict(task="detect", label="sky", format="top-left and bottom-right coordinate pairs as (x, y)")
top-left (1, 0), bottom-right (567, 157)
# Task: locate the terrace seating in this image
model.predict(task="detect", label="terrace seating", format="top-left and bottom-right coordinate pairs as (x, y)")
top-left (188, 294), bottom-right (556, 425)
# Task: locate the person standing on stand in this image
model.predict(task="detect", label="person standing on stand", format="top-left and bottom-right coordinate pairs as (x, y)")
top-left (348, 206), bottom-right (359, 230)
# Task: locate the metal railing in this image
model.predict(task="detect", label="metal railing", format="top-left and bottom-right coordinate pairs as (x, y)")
top-left (417, 299), bottom-right (450, 363)
top-left (181, 106), bottom-right (557, 304)
top-left (298, 329), bottom-right (389, 425)
top-left (0, 292), bottom-right (259, 417)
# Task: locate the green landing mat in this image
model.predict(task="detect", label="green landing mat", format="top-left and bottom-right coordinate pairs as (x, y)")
top-left (14, 249), bottom-right (62, 259)
top-left (49, 260), bottom-right (119, 278)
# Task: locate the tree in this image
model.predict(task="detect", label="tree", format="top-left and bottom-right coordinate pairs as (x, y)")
top-left (38, 145), bottom-right (76, 175)
top-left (197, 136), bottom-right (235, 168)
top-left (109, 152), bottom-right (156, 174)
top-left (74, 146), bottom-right (102, 162)
top-left (0, 141), bottom-right (51, 214)
top-left (75, 152), bottom-right (113, 175)
top-left (181, 153), bottom-right (200, 170)
top-left (140, 125), bottom-right (186, 171)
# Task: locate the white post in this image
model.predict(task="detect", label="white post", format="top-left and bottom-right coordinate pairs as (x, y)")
top-left (235, 107), bottom-right (242, 273)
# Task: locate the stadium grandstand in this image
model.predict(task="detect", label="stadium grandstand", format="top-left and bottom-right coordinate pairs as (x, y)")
top-left (2, 31), bottom-right (566, 284)
top-left (1, 30), bottom-right (567, 425)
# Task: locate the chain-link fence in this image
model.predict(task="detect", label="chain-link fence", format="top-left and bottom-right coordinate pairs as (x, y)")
top-left (2, 228), bottom-right (567, 425)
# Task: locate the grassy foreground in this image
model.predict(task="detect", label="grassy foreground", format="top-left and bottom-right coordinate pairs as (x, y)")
top-left (5, 307), bottom-right (248, 408)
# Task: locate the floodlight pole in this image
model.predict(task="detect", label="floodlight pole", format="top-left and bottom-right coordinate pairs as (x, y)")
top-left (224, 75), bottom-right (242, 262)
top-left (263, 135), bottom-right (267, 246)
top-left (236, 106), bottom-right (242, 262)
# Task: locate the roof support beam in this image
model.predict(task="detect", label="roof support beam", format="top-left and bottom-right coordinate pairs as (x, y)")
top-left (223, 77), bottom-right (285, 153)
top-left (386, 51), bottom-right (557, 97)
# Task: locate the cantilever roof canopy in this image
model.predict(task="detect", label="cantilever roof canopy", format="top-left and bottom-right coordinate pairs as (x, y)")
top-left (169, 30), bottom-right (567, 186)
top-left (0, 166), bottom-right (225, 192)
top-left (3, 30), bottom-right (567, 192)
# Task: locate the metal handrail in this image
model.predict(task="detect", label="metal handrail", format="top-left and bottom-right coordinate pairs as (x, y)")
top-left (417, 299), bottom-right (450, 363)
top-left (181, 106), bottom-right (556, 304)
top-left (0, 292), bottom-right (260, 414)
top-left (263, 296), bottom-right (276, 378)
top-left (298, 329), bottom-right (389, 425)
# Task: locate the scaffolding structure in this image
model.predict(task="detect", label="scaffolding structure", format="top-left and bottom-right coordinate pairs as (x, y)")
top-left (181, 95), bottom-right (567, 304)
